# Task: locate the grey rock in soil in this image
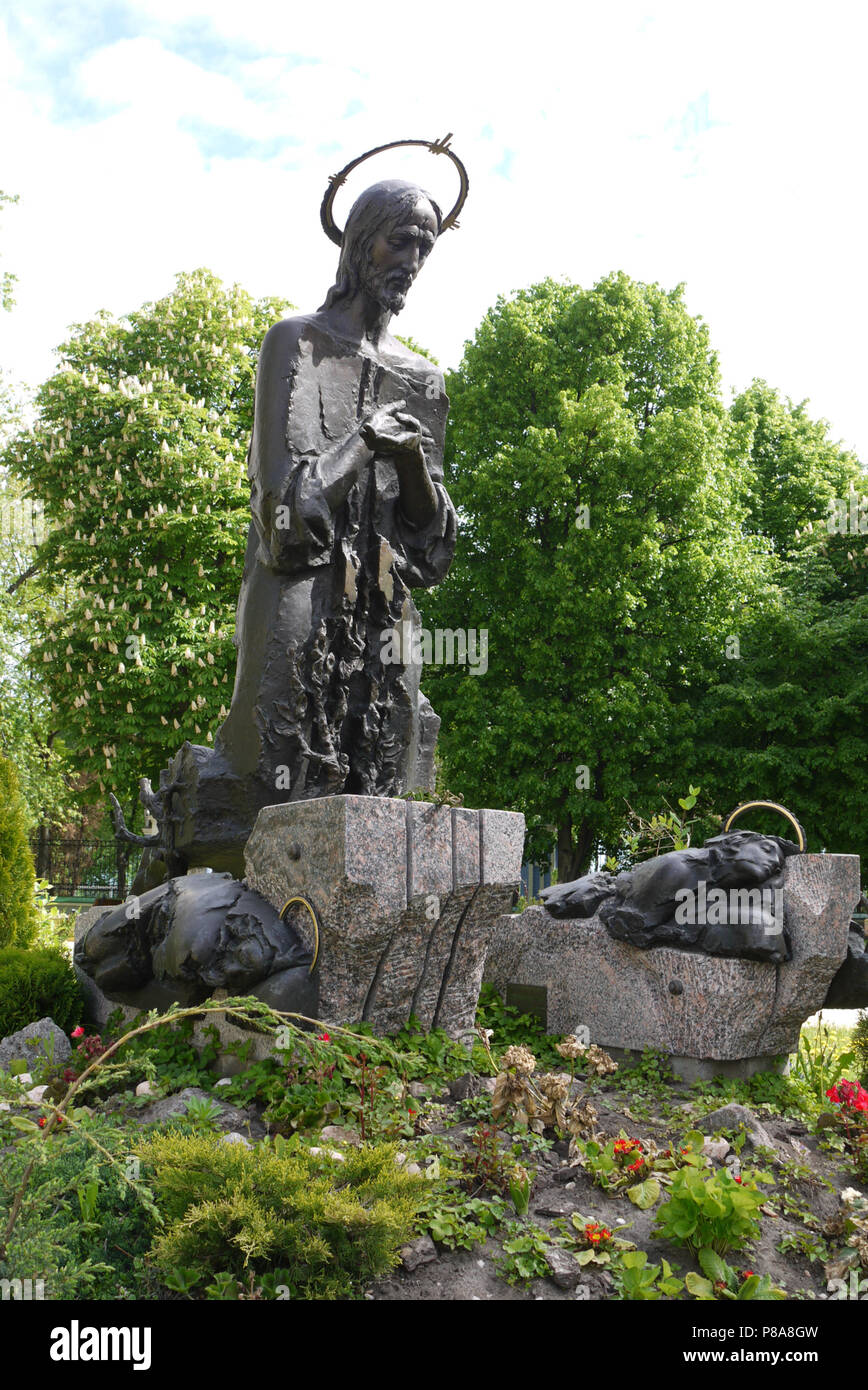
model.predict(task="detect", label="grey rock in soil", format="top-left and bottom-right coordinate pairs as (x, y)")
top-left (400, 1235), bottom-right (438, 1272)
top-left (219, 1132), bottom-right (253, 1148)
top-left (697, 1103), bottom-right (774, 1150)
top-left (320, 1124), bottom-right (361, 1146)
top-left (544, 1246), bottom-right (583, 1290)
top-left (0, 1018), bottom-right (72, 1073)
top-left (136, 1086), bottom-right (266, 1137)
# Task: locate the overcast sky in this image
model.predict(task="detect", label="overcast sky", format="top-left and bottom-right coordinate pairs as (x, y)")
top-left (1, 1), bottom-right (866, 461)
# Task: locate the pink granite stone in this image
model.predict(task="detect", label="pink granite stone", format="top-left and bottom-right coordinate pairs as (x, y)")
top-left (484, 854), bottom-right (861, 1062)
top-left (244, 796), bottom-right (525, 1034)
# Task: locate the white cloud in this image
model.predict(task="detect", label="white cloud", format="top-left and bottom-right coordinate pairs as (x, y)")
top-left (0, 2), bottom-right (866, 462)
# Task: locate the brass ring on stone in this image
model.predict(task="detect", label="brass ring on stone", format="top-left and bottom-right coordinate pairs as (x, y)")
top-left (320, 134), bottom-right (469, 246)
top-left (722, 801), bottom-right (806, 852)
top-left (279, 896), bottom-right (320, 974)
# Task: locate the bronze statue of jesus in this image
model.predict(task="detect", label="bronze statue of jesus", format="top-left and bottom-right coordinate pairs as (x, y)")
top-left (123, 171), bottom-right (461, 884)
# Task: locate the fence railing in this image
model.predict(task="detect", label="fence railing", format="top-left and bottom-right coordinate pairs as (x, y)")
top-left (33, 840), bottom-right (558, 905)
top-left (520, 851), bottom-right (558, 903)
top-left (30, 838), bottom-right (145, 901)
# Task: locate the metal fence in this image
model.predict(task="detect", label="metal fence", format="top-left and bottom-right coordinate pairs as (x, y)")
top-left (30, 838), bottom-right (145, 901)
top-left (33, 839), bottom-right (557, 904)
top-left (520, 850), bottom-right (558, 903)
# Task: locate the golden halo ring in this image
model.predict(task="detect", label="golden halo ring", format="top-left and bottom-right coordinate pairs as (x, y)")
top-left (320, 133), bottom-right (469, 246)
top-left (722, 801), bottom-right (807, 852)
top-left (279, 895), bottom-right (320, 974)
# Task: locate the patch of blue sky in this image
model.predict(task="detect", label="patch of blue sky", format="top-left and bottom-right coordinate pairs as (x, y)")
top-left (670, 91), bottom-right (723, 149)
top-left (494, 148), bottom-right (515, 179)
top-left (178, 117), bottom-right (301, 162)
top-left (168, 23), bottom-right (321, 93)
top-left (3, 3), bottom-right (138, 124)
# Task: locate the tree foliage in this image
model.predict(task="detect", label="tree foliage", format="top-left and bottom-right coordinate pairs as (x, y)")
top-left (691, 382), bottom-right (868, 855)
top-left (0, 753), bottom-right (37, 947)
top-left (418, 274), bottom-right (768, 876)
top-left (4, 269), bottom-right (291, 821)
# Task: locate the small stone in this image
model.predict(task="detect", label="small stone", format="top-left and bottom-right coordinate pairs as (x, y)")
top-left (321, 1124), bottom-right (360, 1146)
top-left (14, 1073), bottom-right (33, 1087)
top-left (400, 1235), bottom-right (438, 1271)
top-left (449, 1073), bottom-right (480, 1101)
top-left (220, 1131), bottom-right (252, 1148)
top-left (408, 1082), bottom-right (427, 1098)
top-left (0, 1018), bottom-right (72, 1074)
top-left (0, 1102), bottom-right (10, 1112)
top-left (405, 1162), bottom-right (422, 1176)
top-left (26, 1086), bottom-right (48, 1104)
top-left (534, 1200), bottom-right (574, 1218)
top-left (698, 1103), bottom-right (774, 1150)
top-left (545, 1244), bottom-right (582, 1290)
top-left (135, 1081), bottom-right (153, 1097)
top-left (214, 1077), bottom-right (232, 1087)
top-left (476, 1259), bottom-right (485, 1268)
top-left (565, 1181), bottom-right (575, 1189)
top-left (394, 1152), bottom-right (407, 1166)
top-left (702, 1137), bottom-right (731, 1162)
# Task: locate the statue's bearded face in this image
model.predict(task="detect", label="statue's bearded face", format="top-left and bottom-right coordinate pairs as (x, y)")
top-left (360, 199), bottom-right (438, 313)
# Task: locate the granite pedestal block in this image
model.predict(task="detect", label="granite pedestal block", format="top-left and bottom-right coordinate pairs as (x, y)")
top-left (484, 854), bottom-right (860, 1075)
top-left (244, 796), bottom-right (525, 1036)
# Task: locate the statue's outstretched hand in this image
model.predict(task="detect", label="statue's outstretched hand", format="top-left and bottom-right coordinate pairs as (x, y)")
top-left (361, 399), bottom-right (423, 461)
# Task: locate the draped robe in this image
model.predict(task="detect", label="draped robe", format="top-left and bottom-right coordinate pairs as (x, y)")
top-left (213, 312), bottom-right (457, 807)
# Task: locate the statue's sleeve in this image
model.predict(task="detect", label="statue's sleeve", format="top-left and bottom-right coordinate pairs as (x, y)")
top-left (247, 322), bottom-right (350, 573)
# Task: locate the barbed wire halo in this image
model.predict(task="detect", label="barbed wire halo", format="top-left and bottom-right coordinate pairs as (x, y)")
top-left (320, 134), bottom-right (469, 246)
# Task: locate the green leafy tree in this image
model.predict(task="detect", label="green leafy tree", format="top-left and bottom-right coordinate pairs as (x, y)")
top-left (0, 753), bottom-right (37, 947)
top-left (691, 383), bottom-right (868, 855)
top-left (0, 189), bottom-right (79, 841)
top-left (418, 274), bottom-right (767, 877)
top-left (0, 465), bottom-right (80, 835)
top-left (4, 269), bottom-right (291, 823)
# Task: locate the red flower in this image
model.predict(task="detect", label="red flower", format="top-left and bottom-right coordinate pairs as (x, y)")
top-left (408, 1108), bottom-right (416, 1116)
top-left (38, 1117), bottom-right (46, 1128)
top-left (829, 1079), bottom-right (868, 1112)
top-left (627, 1157), bottom-right (644, 1172)
top-left (71, 1026), bottom-right (84, 1039)
top-left (733, 1176), bottom-right (743, 1184)
top-left (741, 1269), bottom-right (754, 1280)
top-left (318, 1032), bottom-right (330, 1041)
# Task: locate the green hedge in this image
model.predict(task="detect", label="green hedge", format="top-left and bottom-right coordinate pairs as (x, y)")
top-left (0, 947), bottom-right (83, 1039)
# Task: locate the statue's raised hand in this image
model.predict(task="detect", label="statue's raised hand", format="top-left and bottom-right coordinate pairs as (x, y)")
top-left (361, 399), bottom-right (423, 461)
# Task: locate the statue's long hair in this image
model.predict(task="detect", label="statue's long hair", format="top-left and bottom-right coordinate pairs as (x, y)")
top-left (319, 179), bottom-right (442, 312)
top-left (703, 830), bottom-right (800, 887)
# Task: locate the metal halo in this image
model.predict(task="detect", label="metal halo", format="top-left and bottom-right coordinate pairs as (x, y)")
top-left (722, 801), bottom-right (807, 853)
top-left (320, 133), bottom-right (469, 246)
top-left (280, 895), bottom-right (320, 974)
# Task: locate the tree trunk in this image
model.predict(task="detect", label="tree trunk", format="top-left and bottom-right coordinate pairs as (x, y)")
top-left (557, 817), bottom-right (596, 884)
top-left (35, 821), bottom-right (50, 880)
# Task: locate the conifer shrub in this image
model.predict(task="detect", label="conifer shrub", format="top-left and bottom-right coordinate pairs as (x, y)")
top-left (854, 1010), bottom-right (868, 1087)
top-left (138, 1131), bottom-right (425, 1299)
top-left (0, 946), bottom-right (83, 1038)
top-left (0, 754), bottom-right (37, 948)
